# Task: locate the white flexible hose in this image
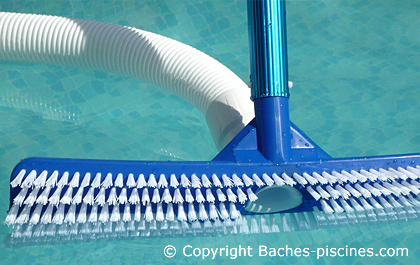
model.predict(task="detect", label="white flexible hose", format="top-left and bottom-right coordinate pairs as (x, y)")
top-left (0, 12), bottom-right (254, 150)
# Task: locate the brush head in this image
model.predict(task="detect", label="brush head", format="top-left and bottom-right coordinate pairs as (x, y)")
top-left (5, 154), bottom-right (420, 243)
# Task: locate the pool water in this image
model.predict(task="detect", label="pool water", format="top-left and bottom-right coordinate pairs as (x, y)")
top-left (0, 0), bottom-right (419, 264)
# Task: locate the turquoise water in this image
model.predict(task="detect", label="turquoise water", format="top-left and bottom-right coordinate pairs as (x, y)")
top-left (0, 0), bottom-right (419, 264)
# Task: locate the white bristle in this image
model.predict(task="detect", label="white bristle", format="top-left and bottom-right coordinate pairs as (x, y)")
top-left (68, 172), bottom-right (80, 188)
top-left (219, 203), bottom-right (229, 219)
top-left (246, 188), bottom-right (258, 201)
top-left (358, 197), bottom-right (374, 211)
top-left (115, 173), bottom-right (124, 188)
top-left (134, 204), bottom-right (141, 222)
top-left (161, 188), bottom-right (172, 203)
top-left (369, 169), bottom-right (389, 181)
top-left (80, 173), bottom-right (91, 188)
top-left (101, 173), bottom-right (113, 188)
top-left (157, 174), bottom-right (168, 188)
top-left (33, 170), bottom-right (48, 187)
top-left (398, 196), bottom-right (413, 207)
top-left (272, 173), bottom-right (285, 186)
top-left (321, 172), bottom-right (337, 184)
top-left (306, 186), bottom-right (321, 200)
top-left (148, 174), bottom-right (158, 188)
top-left (49, 186), bottom-right (63, 206)
top-left (406, 166), bottom-right (420, 178)
top-left (368, 197), bottom-right (383, 209)
top-left (377, 197), bottom-right (392, 209)
top-left (190, 174), bottom-right (201, 188)
top-left (354, 184), bottom-right (371, 198)
top-left (60, 187), bottom-right (73, 204)
top-left (110, 204), bottom-right (121, 222)
top-left (252, 174), bottom-right (265, 187)
top-left (373, 183), bottom-right (392, 196)
top-left (335, 185), bottom-right (351, 199)
top-left (103, 222), bottom-right (112, 233)
top-left (360, 169), bottom-right (378, 181)
top-left (209, 203), bottom-right (218, 219)
top-left (195, 189), bottom-right (205, 203)
top-left (216, 188), bottom-right (227, 202)
top-left (141, 188), bottom-right (150, 205)
top-left (187, 203), bottom-right (197, 221)
top-left (339, 198), bottom-right (354, 212)
top-left (242, 174), bottom-right (254, 187)
top-left (226, 188), bottom-right (237, 203)
top-left (260, 215), bottom-right (270, 233)
top-left (302, 173), bottom-right (318, 185)
top-left (222, 174), bottom-right (233, 187)
top-left (281, 173), bottom-right (296, 186)
top-left (22, 170), bottom-right (37, 188)
top-left (64, 204), bottom-right (76, 224)
top-left (364, 183), bottom-right (382, 197)
top-left (212, 174), bottom-right (222, 187)
top-left (315, 186), bottom-right (331, 199)
top-left (350, 170), bottom-right (368, 183)
top-left (411, 179), bottom-right (420, 188)
top-left (91, 173), bottom-right (102, 188)
top-left (340, 171), bottom-right (358, 183)
top-left (40, 204), bottom-right (54, 224)
top-left (293, 173), bottom-right (308, 186)
top-left (137, 174), bottom-right (147, 188)
top-left (237, 188), bottom-right (248, 204)
top-left (14, 187), bottom-right (29, 206)
top-left (239, 217), bottom-right (250, 234)
top-left (180, 174), bottom-right (191, 188)
top-left (206, 189), bottom-right (215, 203)
top-left (29, 203), bottom-right (43, 225)
top-left (11, 169), bottom-right (26, 188)
top-left (83, 187), bottom-right (95, 205)
top-left (271, 215), bottom-right (280, 233)
top-left (156, 203), bottom-right (164, 221)
top-left (170, 174), bottom-right (179, 188)
top-left (126, 173), bottom-right (136, 188)
top-left (45, 171), bottom-right (59, 188)
top-left (71, 187), bottom-right (84, 204)
top-left (107, 187), bottom-right (118, 205)
top-left (198, 204), bottom-right (208, 221)
top-left (379, 168), bottom-right (397, 181)
top-left (331, 171), bottom-right (349, 183)
top-left (313, 172), bottom-right (329, 184)
top-left (166, 203), bottom-right (175, 221)
top-left (185, 188), bottom-right (194, 203)
top-left (320, 199), bottom-right (334, 214)
top-left (151, 189), bottom-right (161, 203)
top-left (262, 173), bottom-right (274, 186)
top-left (232, 174), bottom-right (244, 187)
top-left (250, 217), bottom-right (260, 233)
top-left (325, 186), bottom-right (341, 199)
top-left (387, 196), bottom-right (403, 208)
top-left (77, 203), bottom-right (88, 223)
top-left (330, 199), bottom-right (344, 213)
top-left (173, 189), bottom-right (184, 204)
top-left (52, 204), bottom-right (65, 224)
top-left (128, 189), bottom-right (140, 204)
top-left (388, 168), bottom-right (408, 180)
top-left (191, 221), bottom-right (201, 229)
top-left (391, 182), bottom-right (411, 195)
top-left (88, 204), bottom-right (99, 222)
top-left (230, 203), bottom-right (240, 219)
top-left (348, 198), bottom-right (364, 212)
top-left (99, 204), bottom-right (110, 223)
top-left (118, 188), bottom-right (128, 204)
top-left (5, 204), bottom-right (19, 225)
top-left (344, 184), bottom-right (362, 197)
top-left (401, 181), bottom-right (420, 195)
top-left (16, 205), bottom-right (31, 224)
top-left (201, 174), bottom-right (212, 188)
top-left (382, 182), bottom-right (401, 196)
top-left (177, 204), bottom-right (187, 221)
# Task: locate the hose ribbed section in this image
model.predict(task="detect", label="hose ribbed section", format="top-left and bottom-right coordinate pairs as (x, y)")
top-left (0, 12), bottom-right (254, 149)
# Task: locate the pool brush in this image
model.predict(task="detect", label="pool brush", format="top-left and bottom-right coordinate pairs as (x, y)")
top-left (5, 0), bottom-right (420, 241)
